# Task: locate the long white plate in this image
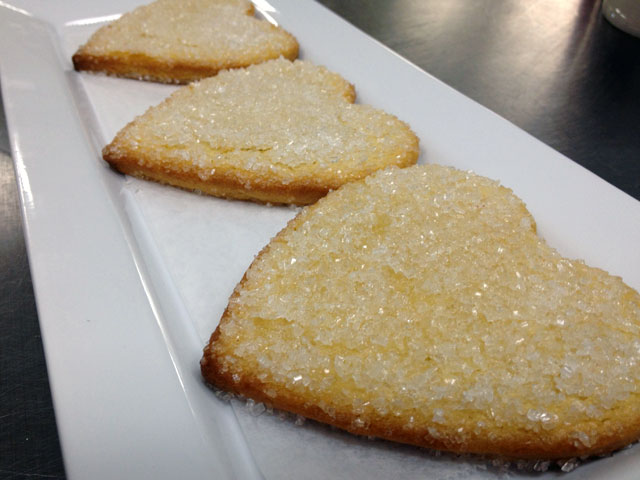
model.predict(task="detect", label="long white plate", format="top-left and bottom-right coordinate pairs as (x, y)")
top-left (1, 1), bottom-right (639, 479)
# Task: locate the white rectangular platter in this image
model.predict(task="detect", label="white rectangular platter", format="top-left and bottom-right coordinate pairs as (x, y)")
top-left (1, 1), bottom-right (639, 479)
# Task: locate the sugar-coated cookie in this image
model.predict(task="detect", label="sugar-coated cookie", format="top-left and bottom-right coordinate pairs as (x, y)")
top-left (202, 164), bottom-right (640, 459)
top-left (72, 0), bottom-right (299, 84)
top-left (103, 58), bottom-right (419, 205)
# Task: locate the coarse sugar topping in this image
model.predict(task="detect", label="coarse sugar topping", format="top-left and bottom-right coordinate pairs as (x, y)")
top-left (82, 0), bottom-right (295, 62)
top-left (109, 58), bottom-right (418, 184)
top-left (215, 164), bottom-right (640, 453)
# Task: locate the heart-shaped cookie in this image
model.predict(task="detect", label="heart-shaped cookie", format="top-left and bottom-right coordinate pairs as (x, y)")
top-left (72, 0), bottom-right (299, 84)
top-left (202, 164), bottom-right (640, 460)
top-left (103, 58), bottom-right (420, 204)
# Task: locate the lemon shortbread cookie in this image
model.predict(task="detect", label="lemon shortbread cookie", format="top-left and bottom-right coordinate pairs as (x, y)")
top-left (202, 164), bottom-right (640, 460)
top-left (103, 58), bottom-right (420, 204)
top-left (72, 0), bottom-right (299, 84)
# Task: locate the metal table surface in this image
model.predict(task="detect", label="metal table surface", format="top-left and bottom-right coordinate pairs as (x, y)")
top-left (1, 0), bottom-right (638, 478)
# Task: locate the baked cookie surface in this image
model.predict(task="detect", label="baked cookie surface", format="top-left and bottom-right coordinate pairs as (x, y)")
top-left (72, 0), bottom-right (299, 84)
top-left (103, 58), bottom-right (420, 205)
top-left (202, 164), bottom-right (640, 459)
